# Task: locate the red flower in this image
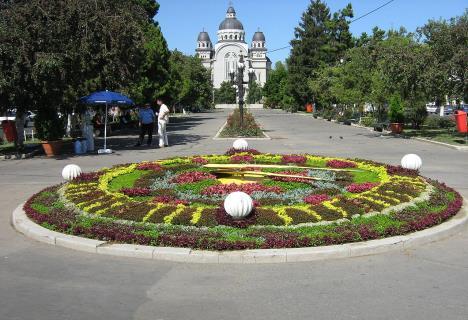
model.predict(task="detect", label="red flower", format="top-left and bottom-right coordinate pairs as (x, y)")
top-left (326, 159), bottom-right (357, 168)
top-left (202, 183), bottom-right (282, 196)
top-left (304, 194), bottom-right (330, 205)
top-left (281, 155), bottom-right (307, 165)
top-left (346, 182), bottom-right (378, 193)
top-left (230, 155), bottom-right (254, 164)
top-left (171, 171), bottom-right (216, 184)
top-left (225, 148), bottom-right (261, 156)
top-left (121, 187), bottom-right (152, 197)
top-left (137, 163), bottom-right (163, 171)
top-left (192, 157), bottom-right (208, 165)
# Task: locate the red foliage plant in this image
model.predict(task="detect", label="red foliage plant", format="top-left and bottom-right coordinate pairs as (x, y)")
top-left (120, 187), bottom-right (152, 197)
top-left (137, 163), bottom-right (163, 171)
top-left (346, 182), bottom-right (378, 193)
top-left (230, 154), bottom-right (254, 164)
top-left (202, 183), bottom-right (282, 196)
top-left (281, 155), bottom-right (307, 165)
top-left (326, 159), bottom-right (357, 168)
top-left (171, 171), bottom-right (216, 184)
top-left (192, 157), bottom-right (208, 165)
top-left (303, 194), bottom-right (330, 205)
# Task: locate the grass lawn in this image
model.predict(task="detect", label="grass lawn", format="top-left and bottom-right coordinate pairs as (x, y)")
top-left (403, 128), bottom-right (467, 146)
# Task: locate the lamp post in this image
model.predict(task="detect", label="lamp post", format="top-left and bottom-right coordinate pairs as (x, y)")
top-left (229, 55), bottom-right (255, 128)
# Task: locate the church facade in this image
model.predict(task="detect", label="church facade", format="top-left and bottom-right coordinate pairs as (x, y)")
top-left (196, 6), bottom-right (271, 89)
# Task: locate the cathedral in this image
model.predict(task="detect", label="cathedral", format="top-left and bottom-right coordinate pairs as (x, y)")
top-left (196, 6), bottom-right (271, 89)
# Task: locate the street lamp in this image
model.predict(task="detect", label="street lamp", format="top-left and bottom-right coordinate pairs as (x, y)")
top-left (229, 55), bottom-right (255, 128)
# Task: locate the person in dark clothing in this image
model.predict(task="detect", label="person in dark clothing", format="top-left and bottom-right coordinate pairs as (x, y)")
top-left (135, 104), bottom-right (155, 146)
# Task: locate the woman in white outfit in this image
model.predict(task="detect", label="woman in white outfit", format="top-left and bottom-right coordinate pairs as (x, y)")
top-left (156, 98), bottom-right (170, 147)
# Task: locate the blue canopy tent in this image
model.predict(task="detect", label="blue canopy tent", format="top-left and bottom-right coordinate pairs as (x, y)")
top-left (79, 90), bottom-right (134, 154)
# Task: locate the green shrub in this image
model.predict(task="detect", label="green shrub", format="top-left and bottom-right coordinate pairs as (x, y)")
top-left (360, 116), bottom-right (376, 127)
top-left (220, 109), bottom-right (264, 137)
top-left (424, 115), bottom-right (455, 129)
top-left (388, 94), bottom-right (405, 123)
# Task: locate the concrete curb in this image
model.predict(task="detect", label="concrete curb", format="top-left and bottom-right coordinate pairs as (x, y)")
top-left (410, 137), bottom-right (468, 151)
top-left (12, 201), bottom-right (468, 264)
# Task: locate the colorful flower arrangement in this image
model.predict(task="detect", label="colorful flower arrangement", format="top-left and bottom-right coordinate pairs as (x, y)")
top-left (22, 151), bottom-right (463, 251)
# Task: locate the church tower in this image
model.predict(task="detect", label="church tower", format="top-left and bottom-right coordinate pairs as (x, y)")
top-left (196, 31), bottom-right (213, 69)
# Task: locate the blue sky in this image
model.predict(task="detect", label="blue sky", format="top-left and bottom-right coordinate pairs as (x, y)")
top-left (156, 0), bottom-right (467, 64)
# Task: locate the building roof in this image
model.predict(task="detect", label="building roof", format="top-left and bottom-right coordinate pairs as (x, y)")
top-left (252, 31), bottom-right (265, 42)
top-left (197, 31), bottom-right (211, 42)
top-left (227, 6), bottom-right (236, 14)
top-left (219, 18), bottom-right (244, 30)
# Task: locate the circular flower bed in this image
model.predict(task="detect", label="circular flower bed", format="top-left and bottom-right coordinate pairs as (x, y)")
top-left (24, 149), bottom-right (463, 250)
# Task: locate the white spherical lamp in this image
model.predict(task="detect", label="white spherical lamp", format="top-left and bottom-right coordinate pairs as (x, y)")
top-left (224, 192), bottom-right (254, 219)
top-left (62, 164), bottom-right (82, 181)
top-left (233, 139), bottom-right (249, 151)
top-left (401, 154), bottom-right (422, 170)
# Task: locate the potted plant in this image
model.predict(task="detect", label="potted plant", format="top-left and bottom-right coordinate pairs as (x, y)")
top-left (35, 108), bottom-right (65, 157)
top-left (388, 94), bottom-right (405, 134)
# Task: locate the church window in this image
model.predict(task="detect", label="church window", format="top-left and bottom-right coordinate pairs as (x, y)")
top-left (230, 35), bottom-right (233, 40)
top-left (235, 34), bottom-right (238, 40)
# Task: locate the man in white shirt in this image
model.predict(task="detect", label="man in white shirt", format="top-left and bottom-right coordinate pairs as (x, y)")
top-left (156, 98), bottom-right (170, 147)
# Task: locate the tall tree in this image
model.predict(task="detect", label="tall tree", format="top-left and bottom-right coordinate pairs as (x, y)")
top-left (214, 81), bottom-right (236, 104)
top-left (246, 81), bottom-right (263, 104)
top-left (263, 61), bottom-right (289, 109)
top-left (287, 0), bottom-right (353, 110)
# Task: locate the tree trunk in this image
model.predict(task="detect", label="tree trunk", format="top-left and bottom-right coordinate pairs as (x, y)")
top-left (15, 112), bottom-right (25, 151)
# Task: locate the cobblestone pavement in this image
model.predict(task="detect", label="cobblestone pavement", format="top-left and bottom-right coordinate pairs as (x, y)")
top-left (1, 109), bottom-right (467, 320)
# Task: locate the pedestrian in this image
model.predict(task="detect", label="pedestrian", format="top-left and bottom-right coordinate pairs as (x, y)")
top-left (135, 103), bottom-right (155, 147)
top-left (156, 98), bottom-right (170, 147)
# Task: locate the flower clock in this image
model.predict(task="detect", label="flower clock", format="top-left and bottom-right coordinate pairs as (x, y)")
top-left (25, 148), bottom-right (463, 251)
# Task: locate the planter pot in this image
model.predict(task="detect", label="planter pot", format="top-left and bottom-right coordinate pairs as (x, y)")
top-left (390, 123), bottom-right (404, 134)
top-left (41, 140), bottom-right (63, 157)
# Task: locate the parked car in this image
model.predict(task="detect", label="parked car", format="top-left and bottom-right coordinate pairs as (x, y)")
top-left (0, 109), bottom-right (36, 126)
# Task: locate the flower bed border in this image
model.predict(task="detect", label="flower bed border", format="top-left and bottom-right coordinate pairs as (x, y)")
top-left (12, 200), bottom-right (468, 263)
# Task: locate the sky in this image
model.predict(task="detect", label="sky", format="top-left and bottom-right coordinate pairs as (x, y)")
top-left (156, 0), bottom-right (467, 64)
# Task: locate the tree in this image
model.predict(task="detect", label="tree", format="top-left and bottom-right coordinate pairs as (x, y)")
top-left (418, 11), bottom-right (468, 103)
top-left (287, 0), bottom-right (353, 109)
top-left (0, 0), bottom-right (168, 148)
top-left (263, 61), bottom-right (289, 109)
top-left (246, 81), bottom-right (263, 104)
top-left (168, 50), bottom-right (213, 110)
top-left (214, 81), bottom-right (236, 104)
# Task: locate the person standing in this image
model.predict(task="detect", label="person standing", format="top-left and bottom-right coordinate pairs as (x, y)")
top-left (135, 103), bottom-right (155, 146)
top-left (156, 98), bottom-right (170, 147)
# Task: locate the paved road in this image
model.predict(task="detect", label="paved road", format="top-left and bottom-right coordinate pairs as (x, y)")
top-left (1, 109), bottom-right (467, 320)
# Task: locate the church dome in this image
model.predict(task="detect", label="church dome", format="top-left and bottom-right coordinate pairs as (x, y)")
top-left (219, 18), bottom-right (244, 30)
top-left (219, 6), bottom-right (244, 30)
top-left (197, 31), bottom-right (211, 42)
top-left (252, 31), bottom-right (265, 42)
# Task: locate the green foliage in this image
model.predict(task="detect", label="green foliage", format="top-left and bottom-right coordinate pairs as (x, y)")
top-left (352, 170), bottom-right (380, 183)
top-left (214, 81), bottom-right (236, 104)
top-left (424, 115), bottom-right (455, 129)
top-left (108, 170), bottom-right (148, 192)
top-left (34, 108), bottom-right (66, 141)
top-left (359, 116), bottom-right (376, 127)
top-left (220, 109), bottom-right (264, 137)
top-left (168, 50), bottom-right (213, 110)
top-left (288, 0), bottom-right (354, 108)
top-left (263, 62), bottom-right (290, 109)
top-left (388, 94), bottom-right (405, 123)
top-left (175, 180), bottom-right (218, 194)
top-left (246, 81), bottom-right (263, 104)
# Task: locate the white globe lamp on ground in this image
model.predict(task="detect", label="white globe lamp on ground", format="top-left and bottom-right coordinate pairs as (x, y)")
top-left (224, 192), bottom-right (254, 219)
top-left (233, 139), bottom-right (249, 151)
top-left (401, 154), bottom-right (422, 170)
top-left (62, 164), bottom-right (82, 181)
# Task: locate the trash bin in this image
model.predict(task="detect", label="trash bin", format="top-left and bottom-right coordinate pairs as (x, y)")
top-left (74, 139), bottom-right (84, 154)
top-left (1, 120), bottom-right (17, 142)
top-left (454, 110), bottom-right (467, 133)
